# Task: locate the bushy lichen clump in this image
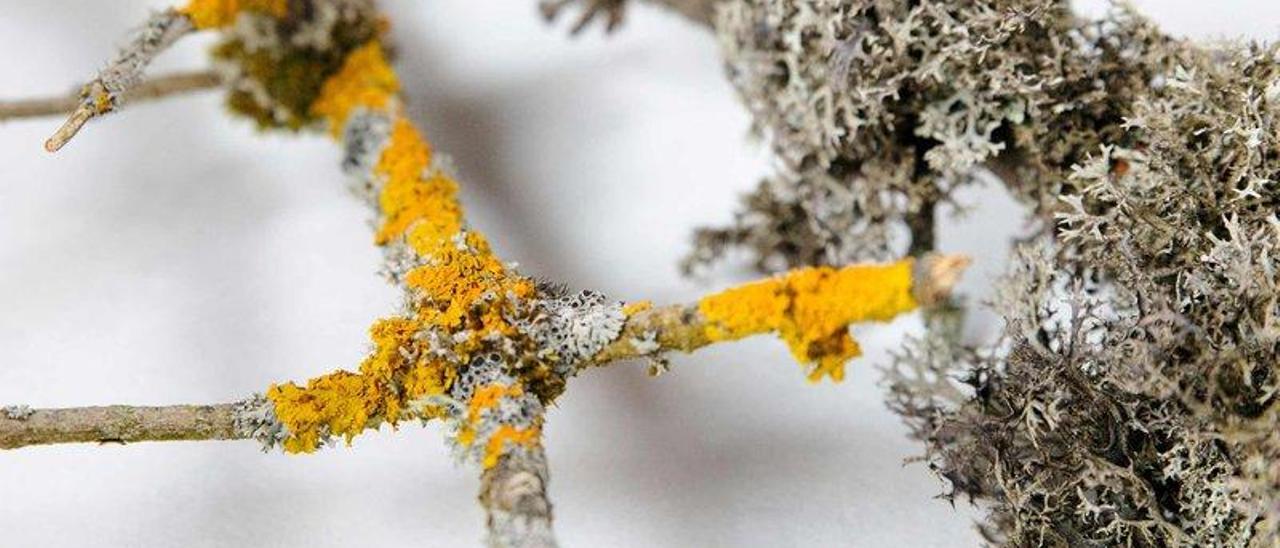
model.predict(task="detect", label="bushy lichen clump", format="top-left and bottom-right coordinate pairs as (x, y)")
top-left (689, 0), bottom-right (1172, 271)
top-left (693, 0), bottom-right (1279, 544)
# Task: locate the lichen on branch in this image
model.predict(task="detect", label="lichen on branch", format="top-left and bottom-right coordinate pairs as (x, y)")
top-left (9, 1), bottom-right (972, 546)
top-left (699, 260), bottom-right (916, 382)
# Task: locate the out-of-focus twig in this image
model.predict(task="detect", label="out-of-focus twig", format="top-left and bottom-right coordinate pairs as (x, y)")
top-left (0, 69), bottom-right (222, 123)
top-left (44, 8), bottom-right (195, 152)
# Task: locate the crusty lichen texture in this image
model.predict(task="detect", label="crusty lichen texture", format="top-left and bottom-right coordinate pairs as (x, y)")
top-left (180, 0), bottom-right (288, 30)
top-left (219, 18), bottom-right (558, 462)
top-left (700, 260), bottom-right (916, 381)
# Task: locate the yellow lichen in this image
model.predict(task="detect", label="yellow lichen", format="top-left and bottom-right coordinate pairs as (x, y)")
top-left (90, 89), bottom-right (113, 114)
top-left (266, 317), bottom-right (453, 453)
top-left (698, 259), bottom-right (918, 382)
top-left (263, 29), bottom-right (540, 454)
top-left (310, 41), bottom-right (399, 136)
top-left (180, 0), bottom-right (287, 29)
top-left (456, 382), bottom-right (525, 450)
top-left (482, 425), bottom-right (541, 469)
top-left (623, 300), bottom-right (653, 316)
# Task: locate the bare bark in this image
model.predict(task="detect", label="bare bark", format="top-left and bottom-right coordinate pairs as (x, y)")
top-left (0, 404), bottom-right (242, 449)
top-left (480, 445), bottom-right (557, 548)
top-left (906, 196), bottom-right (938, 258)
top-left (0, 70), bottom-right (223, 123)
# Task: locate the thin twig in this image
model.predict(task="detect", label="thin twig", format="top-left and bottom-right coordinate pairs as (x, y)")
top-left (44, 9), bottom-right (195, 152)
top-left (588, 253), bottom-right (971, 366)
top-left (542, 0), bottom-right (719, 32)
top-left (0, 70), bottom-right (223, 123)
top-left (0, 404), bottom-right (242, 450)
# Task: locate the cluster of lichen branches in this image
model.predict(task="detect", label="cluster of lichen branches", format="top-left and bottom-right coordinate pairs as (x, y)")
top-left (0, 1), bottom-right (967, 546)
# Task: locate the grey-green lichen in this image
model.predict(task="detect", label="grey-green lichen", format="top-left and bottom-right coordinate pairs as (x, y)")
top-left (689, 0), bottom-right (1279, 545)
top-left (232, 394), bottom-right (289, 451)
top-left (3, 405), bottom-right (34, 421)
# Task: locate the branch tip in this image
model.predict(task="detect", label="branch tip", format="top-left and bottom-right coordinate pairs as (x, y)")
top-left (914, 253), bottom-right (971, 307)
top-left (44, 104), bottom-right (95, 152)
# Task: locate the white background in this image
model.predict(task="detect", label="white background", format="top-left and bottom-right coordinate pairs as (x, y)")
top-left (0, 1), bottom-right (1276, 546)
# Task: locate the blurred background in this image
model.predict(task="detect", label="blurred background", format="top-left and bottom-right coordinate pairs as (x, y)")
top-left (0, 1), bottom-right (1276, 546)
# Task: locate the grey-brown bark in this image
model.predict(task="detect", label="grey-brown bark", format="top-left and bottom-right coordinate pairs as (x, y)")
top-left (0, 404), bottom-right (242, 449)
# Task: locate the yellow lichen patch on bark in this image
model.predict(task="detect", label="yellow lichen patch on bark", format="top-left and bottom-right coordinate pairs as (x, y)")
top-left (457, 383), bottom-right (525, 450)
top-left (373, 123), bottom-right (450, 245)
top-left (266, 317), bottom-right (454, 453)
top-left (467, 384), bottom-right (523, 421)
top-left (310, 41), bottom-right (399, 136)
top-left (698, 259), bottom-right (918, 382)
top-left (483, 425), bottom-right (541, 469)
top-left (263, 29), bottom-right (540, 454)
top-left (623, 300), bottom-right (653, 316)
top-left (267, 371), bottom-right (367, 453)
top-left (402, 232), bottom-right (535, 357)
top-left (180, 0), bottom-right (287, 29)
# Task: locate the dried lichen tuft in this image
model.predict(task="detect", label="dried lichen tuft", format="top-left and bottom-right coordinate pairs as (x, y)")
top-left (707, 0), bottom-right (1280, 544)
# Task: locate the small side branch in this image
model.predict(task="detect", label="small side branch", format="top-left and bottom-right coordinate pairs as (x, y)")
top-left (45, 9), bottom-right (195, 152)
top-left (541, 0), bottom-right (719, 32)
top-left (588, 253), bottom-right (970, 367)
top-left (906, 195), bottom-right (938, 258)
top-left (0, 70), bottom-right (222, 123)
top-left (0, 404), bottom-right (241, 449)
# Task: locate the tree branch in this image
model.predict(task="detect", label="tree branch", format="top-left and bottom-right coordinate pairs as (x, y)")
top-left (0, 70), bottom-right (223, 123)
top-left (0, 254), bottom-right (968, 451)
top-left (44, 9), bottom-right (195, 152)
top-left (481, 444), bottom-right (557, 548)
top-left (906, 195), bottom-right (938, 258)
top-left (0, 404), bottom-right (241, 449)
top-left (588, 253), bottom-right (970, 367)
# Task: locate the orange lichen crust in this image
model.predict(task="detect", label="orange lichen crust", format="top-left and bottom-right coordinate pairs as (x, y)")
top-left (482, 425), bottom-right (541, 469)
top-left (622, 300), bottom-right (653, 316)
top-left (180, 0), bottom-right (287, 29)
top-left (263, 37), bottom-right (542, 455)
top-left (310, 41), bottom-right (399, 137)
top-left (698, 259), bottom-right (918, 382)
top-left (266, 317), bottom-right (455, 453)
top-left (455, 382), bottom-right (543, 469)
